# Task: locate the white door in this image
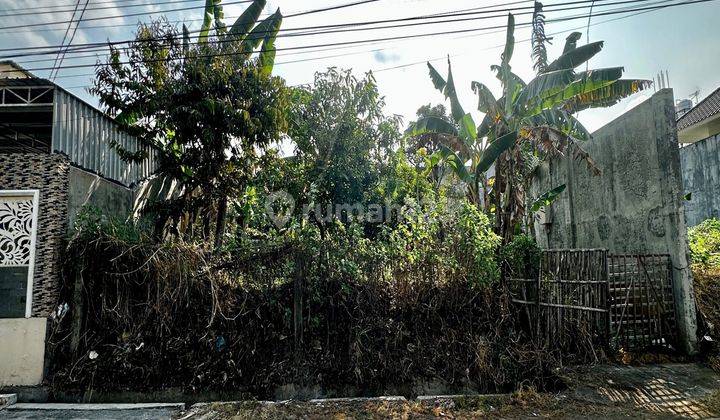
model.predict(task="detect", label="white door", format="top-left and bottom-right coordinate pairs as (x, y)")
top-left (0, 190), bottom-right (39, 318)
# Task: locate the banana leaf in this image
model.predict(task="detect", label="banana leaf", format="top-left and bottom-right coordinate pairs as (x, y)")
top-left (476, 131), bottom-right (517, 176)
top-left (405, 115), bottom-right (458, 137)
top-left (443, 59), bottom-right (466, 122)
top-left (427, 62), bottom-right (446, 92)
top-left (519, 68), bottom-right (575, 105)
top-left (530, 184), bottom-right (566, 212)
top-left (228, 0), bottom-right (266, 40)
top-left (471, 81), bottom-right (499, 116)
top-left (545, 41), bottom-right (604, 72)
top-left (258, 9), bottom-right (282, 76)
top-left (525, 67), bottom-right (624, 116)
top-left (199, 0), bottom-right (215, 44)
top-left (563, 79), bottom-right (652, 113)
top-left (433, 146), bottom-right (472, 182)
top-left (562, 32), bottom-right (582, 54)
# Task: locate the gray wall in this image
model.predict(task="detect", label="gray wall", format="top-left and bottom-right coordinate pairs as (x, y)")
top-left (531, 89), bottom-right (697, 353)
top-left (679, 133), bottom-right (720, 227)
top-left (67, 166), bottom-right (134, 231)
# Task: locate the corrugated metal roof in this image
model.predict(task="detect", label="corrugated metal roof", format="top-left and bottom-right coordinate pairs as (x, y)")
top-left (0, 78), bottom-right (53, 87)
top-left (677, 86), bottom-right (720, 131)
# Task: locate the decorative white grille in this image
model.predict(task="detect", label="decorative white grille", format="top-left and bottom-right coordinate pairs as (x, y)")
top-left (0, 198), bottom-right (34, 266)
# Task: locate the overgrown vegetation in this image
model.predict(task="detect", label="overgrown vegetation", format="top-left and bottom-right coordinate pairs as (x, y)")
top-left (49, 206), bottom-right (570, 396)
top-left (690, 218), bottom-right (720, 371)
top-left (47, 0), bottom-right (649, 395)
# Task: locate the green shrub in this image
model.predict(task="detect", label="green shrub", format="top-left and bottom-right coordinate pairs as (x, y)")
top-left (689, 218), bottom-right (720, 267)
top-left (499, 234), bottom-right (541, 278)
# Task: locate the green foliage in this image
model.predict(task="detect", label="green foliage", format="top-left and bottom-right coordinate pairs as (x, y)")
top-left (72, 206), bottom-right (144, 244)
top-left (412, 9), bottom-right (651, 242)
top-left (92, 16), bottom-right (289, 245)
top-left (499, 234), bottom-right (541, 277)
top-left (287, 68), bottom-right (401, 212)
top-left (689, 218), bottom-right (720, 267)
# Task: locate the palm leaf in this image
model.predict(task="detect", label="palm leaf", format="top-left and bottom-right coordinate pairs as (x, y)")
top-left (476, 131), bottom-right (517, 176)
top-left (545, 41), bottom-right (604, 72)
top-left (564, 79), bottom-right (653, 113)
top-left (213, 0), bottom-right (226, 34)
top-left (258, 9), bottom-right (282, 76)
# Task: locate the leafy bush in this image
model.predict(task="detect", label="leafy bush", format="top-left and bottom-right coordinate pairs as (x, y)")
top-left (689, 218), bottom-right (720, 267)
top-left (499, 234), bottom-right (541, 278)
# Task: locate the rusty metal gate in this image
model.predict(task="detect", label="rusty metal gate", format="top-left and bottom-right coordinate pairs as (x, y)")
top-left (608, 254), bottom-right (677, 350)
top-left (510, 250), bottom-right (678, 352)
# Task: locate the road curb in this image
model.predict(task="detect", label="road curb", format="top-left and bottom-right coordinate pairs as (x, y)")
top-left (7, 402), bottom-right (185, 411)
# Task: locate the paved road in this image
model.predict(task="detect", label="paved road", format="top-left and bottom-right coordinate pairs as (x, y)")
top-left (2, 405), bottom-right (182, 419)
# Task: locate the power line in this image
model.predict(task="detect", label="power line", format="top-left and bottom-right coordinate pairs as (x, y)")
top-left (0, 0), bottom-right (649, 57)
top-left (48, 0), bottom-right (84, 80)
top-left (0, 0), bottom-right (212, 18)
top-left (0, 0), bottom-right (254, 31)
top-left (5, 0), bottom-right (711, 77)
top-left (52, 0), bottom-right (91, 81)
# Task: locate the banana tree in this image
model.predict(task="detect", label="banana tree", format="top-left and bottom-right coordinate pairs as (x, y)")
top-left (408, 8), bottom-right (651, 243)
top-left (193, 0), bottom-right (283, 76)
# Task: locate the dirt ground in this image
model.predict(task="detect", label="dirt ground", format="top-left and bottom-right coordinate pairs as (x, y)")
top-left (176, 363), bottom-right (720, 419)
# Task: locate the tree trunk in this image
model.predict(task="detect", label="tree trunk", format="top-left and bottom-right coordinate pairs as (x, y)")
top-left (214, 196), bottom-right (228, 251)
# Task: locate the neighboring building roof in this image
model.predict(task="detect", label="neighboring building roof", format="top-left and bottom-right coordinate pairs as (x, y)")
top-left (677, 86), bottom-right (720, 131)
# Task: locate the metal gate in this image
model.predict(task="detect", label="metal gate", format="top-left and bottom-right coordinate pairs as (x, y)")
top-left (608, 254), bottom-right (677, 350)
top-left (0, 190), bottom-right (39, 318)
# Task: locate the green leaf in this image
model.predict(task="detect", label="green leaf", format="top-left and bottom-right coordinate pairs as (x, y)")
top-left (240, 11), bottom-right (281, 56)
top-left (213, 0), bottom-right (226, 34)
top-left (545, 41), bottom-right (604, 72)
top-left (501, 13), bottom-right (515, 66)
top-left (520, 69), bottom-right (575, 106)
top-left (530, 184), bottom-right (566, 212)
top-left (476, 131), bottom-right (517, 176)
top-left (435, 146), bottom-right (472, 182)
top-left (427, 62), bottom-right (446, 92)
top-left (458, 113), bottom-right (477, 142)
top-left (684, 192), bottom-right (692, 201)
top-left (563, 79), bottom-right (652, 113)
top-left (258, 9), bottom-right (282, 76)
top-left (525, 67), bottom-right (625, 116)
top-left (228, 0), bottom-right (266, 40)
top-left (182, 24), bottom-right (191, 56)
top-left (443, 58), bottom-right (466, 122)
top-left (404, 115), bottom-right (458, 137)
top-left (471, 81), bottom-right (498, 115)
top-left (199, 0), bottom-right (215, 44)
top-left (562, 32), bottom-right (582, 54)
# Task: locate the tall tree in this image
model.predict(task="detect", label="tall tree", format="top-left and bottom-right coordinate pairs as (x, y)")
top-left (409, 8), bottom-right (651, 243)
top-left (91, 0), bottom-right (287, 248)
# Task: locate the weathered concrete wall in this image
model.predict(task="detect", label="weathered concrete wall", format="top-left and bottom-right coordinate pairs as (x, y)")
top-left (0, 318), bottom-right (47, 386)
top-left (67, 166), bottom-right (134, 231)
top-left (532, 89), bottom-right (697, 353)
top-left (679, 134), bottom-right (720, 227)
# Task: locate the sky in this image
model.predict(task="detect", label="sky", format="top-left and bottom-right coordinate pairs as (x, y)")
top-left (1, 0), bottom-right (719, 135)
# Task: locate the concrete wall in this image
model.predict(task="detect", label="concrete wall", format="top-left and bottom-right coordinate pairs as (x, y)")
top-left (531, 89), bottom-right (697, 353)
top-left (0, 318), bottom-right (47, 386)
top-left (67, 166), bottom-right (134, 231)
top-left (679, 133), bottom-right (720, 227)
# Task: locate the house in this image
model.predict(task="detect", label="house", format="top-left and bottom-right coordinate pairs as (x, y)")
top-left (677, 86), bottom-right (720, 143)
top-left (677, 86), bottom-right (720, 226)
top-left (0, 61), bottom-right (161, 386)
